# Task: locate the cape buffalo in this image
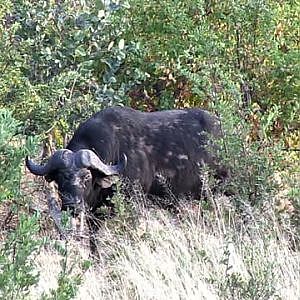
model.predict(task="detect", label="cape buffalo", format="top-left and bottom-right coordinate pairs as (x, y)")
top-left (26, 106), bottom-right (227, 215)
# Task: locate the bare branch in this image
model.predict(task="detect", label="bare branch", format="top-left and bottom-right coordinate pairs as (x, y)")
top-left (46, 181), bottom-right (66, 239)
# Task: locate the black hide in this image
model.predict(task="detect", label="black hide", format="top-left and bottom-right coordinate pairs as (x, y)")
top-left (67, 106), bottom-right (226, 199)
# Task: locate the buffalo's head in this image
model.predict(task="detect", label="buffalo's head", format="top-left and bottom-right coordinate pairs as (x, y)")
top-left (26, 149), bottom-right (127, 215)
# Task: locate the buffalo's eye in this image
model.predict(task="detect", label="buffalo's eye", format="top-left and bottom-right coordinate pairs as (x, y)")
top-left (79, 173), bottom-right (92, 187)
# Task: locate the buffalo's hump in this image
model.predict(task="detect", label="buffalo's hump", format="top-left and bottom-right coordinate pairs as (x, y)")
top-left (67, 106), bottom-right (223, 197)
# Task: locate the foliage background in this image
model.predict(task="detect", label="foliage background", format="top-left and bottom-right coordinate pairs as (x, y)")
top-left (1, 0), bottom-right (299, 140)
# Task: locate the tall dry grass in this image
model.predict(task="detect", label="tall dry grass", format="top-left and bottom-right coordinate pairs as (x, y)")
top-left (30, 195), bottom-right (300, 300)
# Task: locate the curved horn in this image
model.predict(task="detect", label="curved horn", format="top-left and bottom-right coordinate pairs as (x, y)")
top-left (74, 150), bottom-right (127, 175)
top-left (26, 149), bottom-right (74, 176)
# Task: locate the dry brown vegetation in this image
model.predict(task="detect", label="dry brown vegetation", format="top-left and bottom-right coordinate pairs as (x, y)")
top-left (23, 181), bottom-right (300, 300)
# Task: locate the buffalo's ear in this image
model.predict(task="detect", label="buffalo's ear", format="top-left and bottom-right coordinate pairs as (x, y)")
top-left (94, 175), bottom-right (120, 189)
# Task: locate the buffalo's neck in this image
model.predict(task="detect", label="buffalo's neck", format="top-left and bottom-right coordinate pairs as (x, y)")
top-left (67, 135), bottom-right (114, 163)
top-left (66, 140), bottom-right (88, 152)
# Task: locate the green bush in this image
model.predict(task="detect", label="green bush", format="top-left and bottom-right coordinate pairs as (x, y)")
top-left (214, 100), bottom-right (282, 209)
top-left (42, 241), bottom-right (91, 300)
top-left (0, 108), bottom-right (41, 298)
top-left (119, 0), bottom-right (299, 140)
top-left (0, 0), bottom-right (134, 139)
top-left (0, 108), bottom-right (36, 202)
top-left (0, 213), bottom-right (43, 299)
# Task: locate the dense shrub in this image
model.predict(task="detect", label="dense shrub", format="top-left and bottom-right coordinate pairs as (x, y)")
top-left (0, 0), bottom-right (134, 139)
top-left (118, 0), bottom-right (299, 143)
top-left (0, 213), bottom-right (42, 299)
top-left (0, 108), bottom-right (35, 202)
top-left (0, 109), bottom-right (41, 298)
